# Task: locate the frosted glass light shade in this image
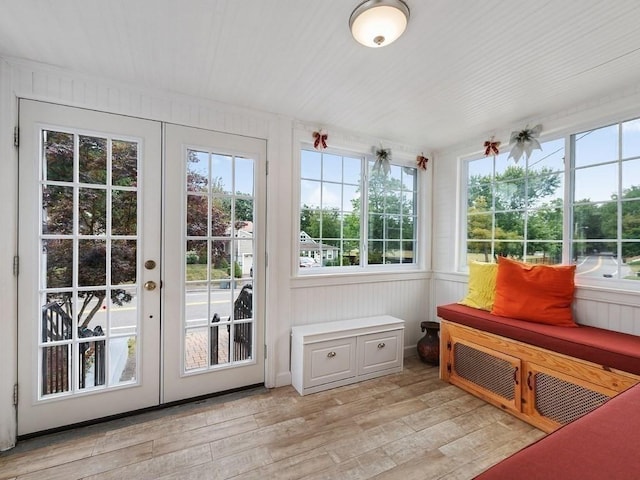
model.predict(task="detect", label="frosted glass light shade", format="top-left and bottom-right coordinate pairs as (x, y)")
top-left (349, 0), bottom-right (410, 48)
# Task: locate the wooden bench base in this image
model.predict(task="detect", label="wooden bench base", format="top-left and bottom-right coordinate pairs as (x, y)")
top-left (439, 319), bottom-right (640, 432)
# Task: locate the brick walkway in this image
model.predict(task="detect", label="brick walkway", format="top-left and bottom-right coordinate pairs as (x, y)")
top-left (185, 328), bottom-right (230, 370)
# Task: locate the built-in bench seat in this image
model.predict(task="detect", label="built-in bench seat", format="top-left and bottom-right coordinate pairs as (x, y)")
top-left (437, 303), bottom-right (640, 432)
top-left (474, 377), bottom-right (640, 479)
top-left (437, 303), bottom-right (640, 376)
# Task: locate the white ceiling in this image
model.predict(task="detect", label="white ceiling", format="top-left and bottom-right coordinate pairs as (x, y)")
top-left (2, 0), bottom-right (640, 151)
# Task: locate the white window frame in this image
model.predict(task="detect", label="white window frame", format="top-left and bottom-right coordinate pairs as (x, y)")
top-left (294, 129), bottom-right (427, 278)
top-left (459, 114), bottom-right (640, 292)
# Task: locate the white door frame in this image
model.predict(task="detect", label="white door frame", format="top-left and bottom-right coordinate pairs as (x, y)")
top-left (16, 102), bottom-right (268, 436)
top-left (17, 100), bottom-right (162, 435)
top-left (162, 123), bottom-right (266, 403)
top-left (1, 57), bottom-right (280, 448)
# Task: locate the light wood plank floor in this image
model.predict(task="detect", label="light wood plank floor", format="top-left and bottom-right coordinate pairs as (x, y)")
top-left (0, 356), bottom-right (545, 480)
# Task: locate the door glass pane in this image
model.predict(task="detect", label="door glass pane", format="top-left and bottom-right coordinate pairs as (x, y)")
top-left (78, 240), bottom-right (106, 286)
top-left (186, 239), bottom-right (208, 281)
top-left (43, 239), bottom-right (73, 288)
top-left (187, 195), bottom-right (208, 236)
top-left (110, 287), bottom-right (137, 335)
top-left (235, 157), bottom-right (254, 196)
top-left (112, 240), bottom-right (137, 285)
top-left (112, 140), bottom-right (138, 187)
top-left (76, 289), bottom-right (107, 332)
top-left (187, 150), bottom-right (209, 193)
top-left (183, 150), bottom-right (256, 373)
top-left (212, 154), bottom-right (233, 194)
top-left (236, 198), bottom-right (254, 224)
top-left (43, 131), bottom-right (74, 182)
top-left (79, 135), bottom-right (107, 184)
top-left (39, 130), bottom-right (141, 399)
top-left (79, 188), bottom-right (107, 235)
top-left (212, 196), bottom-right (232, 236)
top-left (78, 339), bottom-right (106, 390)
top-left (185, 284), bottom-right (208, 328)
top-left (233, 321), bottom-right (252, 362)
top-left (42, 294), bottom-right (73, 342)
top-left (210, 321), bottom-right (231, 366)
top-left (185, 328), bottom-right (208, 371)
top-left (110, 335), bottom-right (137, 385)
top-left (211, 239), bottom-right (232, 281)
top-left (43, 185), bottom-right (73, 234)
top-left (41, 345), bottom-right (70, 395)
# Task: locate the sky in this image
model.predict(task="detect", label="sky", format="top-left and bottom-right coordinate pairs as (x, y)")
top-left (467, 118), bottom-right (640, 205)
top-left (187, 150), bottom-right (254, 197)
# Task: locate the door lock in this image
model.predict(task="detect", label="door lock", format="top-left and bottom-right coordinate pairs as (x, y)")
top-left (144, 260), bottom-right (156, 270)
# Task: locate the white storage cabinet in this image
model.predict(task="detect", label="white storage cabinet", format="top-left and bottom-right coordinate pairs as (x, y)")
top-left (291, 315), bottom-right (405, 395)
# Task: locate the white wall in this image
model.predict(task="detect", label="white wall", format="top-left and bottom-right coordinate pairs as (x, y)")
top-left (0, 58), bottom-right (19, 452)
top-left (0, 57), bottom-right (430, 450)
top-left (431, 81), bottom-right (640, 334)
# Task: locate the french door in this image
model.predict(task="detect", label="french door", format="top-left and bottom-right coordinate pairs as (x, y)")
top-left (17, 101), bottom-right (265, 435)
top-left (163, 124), bottom-right (265, 402)
top-left (17, 100), bottom-right (162, 435)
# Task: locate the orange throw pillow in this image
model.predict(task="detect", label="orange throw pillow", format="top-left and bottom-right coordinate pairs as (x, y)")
top-left (491, 256), bottom-right (577, 327)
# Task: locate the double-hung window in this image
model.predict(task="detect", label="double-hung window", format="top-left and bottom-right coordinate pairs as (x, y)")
top-left (299, 146), bottom-right (418, 272)
top-left (462, 115), bottom-right (640, 288)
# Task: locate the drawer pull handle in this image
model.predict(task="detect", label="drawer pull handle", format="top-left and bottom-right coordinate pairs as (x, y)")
top-left (327, 351), bottom-right (336, 358)
top-left (378, 342), bottom-right (386, 349)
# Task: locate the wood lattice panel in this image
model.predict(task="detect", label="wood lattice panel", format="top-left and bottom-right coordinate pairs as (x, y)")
top-left (454, 342), bottom-right (516, 401)
top-left (534, 372), bottom-right (610, 425)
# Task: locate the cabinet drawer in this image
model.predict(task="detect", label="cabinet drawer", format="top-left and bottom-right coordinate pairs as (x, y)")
top-left (358, 330), bottom-right (402, 376)
top-left (304, 338), bottom-right (357, 388)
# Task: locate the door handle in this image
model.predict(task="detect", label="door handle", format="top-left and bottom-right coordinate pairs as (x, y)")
top-left (144, 281), bottom-right (157, 291)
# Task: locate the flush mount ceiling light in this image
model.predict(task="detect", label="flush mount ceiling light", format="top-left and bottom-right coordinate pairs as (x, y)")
top-left (349, 0), bottom-right (410, 48)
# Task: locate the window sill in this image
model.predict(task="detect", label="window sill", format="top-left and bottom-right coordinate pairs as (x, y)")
top-left (290, 268), bottom-right (431, 289)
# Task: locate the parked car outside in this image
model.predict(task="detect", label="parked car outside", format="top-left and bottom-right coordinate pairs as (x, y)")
top-left (299, 256), bottom-right (320, 268)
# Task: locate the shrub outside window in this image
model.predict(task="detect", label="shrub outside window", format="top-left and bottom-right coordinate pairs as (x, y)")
top-left (300, 147), bottom-right (418, 270)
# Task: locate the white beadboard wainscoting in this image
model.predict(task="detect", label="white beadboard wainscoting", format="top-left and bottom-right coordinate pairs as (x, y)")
top-left (432, 273), bottom-right (640, 336)
top-left (290, 274), bottom-right (431, 356)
